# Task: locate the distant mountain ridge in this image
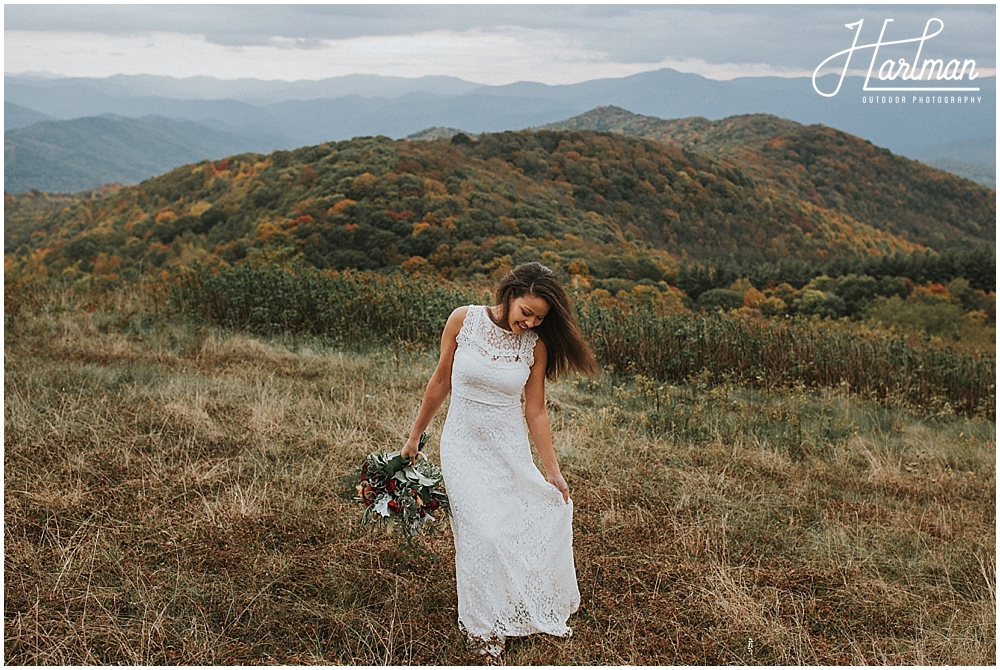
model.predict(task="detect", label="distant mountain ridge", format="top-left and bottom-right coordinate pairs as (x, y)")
top-left (911, 137), bottom-right (996, 187)
top-left (917, 159), bottom-right (994, 188)
top-left (6, 69), bottom-right (994, 160)
top-left (5, 102), bottom-right (52, 131)
top-left (4, 115), bottom-right (271, 193)
top-left (912, 137), bottom-right (995, 168)
top-left (6, 73), bottom-right (481, 105)
top-left (405, 127), bottom-right (476, 141)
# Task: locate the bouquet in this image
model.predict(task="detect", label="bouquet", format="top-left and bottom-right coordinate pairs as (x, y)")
top-left (354, 433), bottom-right (451, 537)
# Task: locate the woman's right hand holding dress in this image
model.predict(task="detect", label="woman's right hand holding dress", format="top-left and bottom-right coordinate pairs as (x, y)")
top-left (547, 472), bottom-right (570, 503)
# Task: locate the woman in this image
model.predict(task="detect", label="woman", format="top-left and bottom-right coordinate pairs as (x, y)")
top-left (401, 262), bottom-right (599, 657)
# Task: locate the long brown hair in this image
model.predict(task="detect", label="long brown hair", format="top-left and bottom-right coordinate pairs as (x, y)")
top-left (492, 262), bottom-right (599, 379)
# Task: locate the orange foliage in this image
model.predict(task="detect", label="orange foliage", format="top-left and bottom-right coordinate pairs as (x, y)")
top-left (743, 287), bottom-right (767, 309)
top-left (926, 282), bottom-right (949, 296)
top-left (331, 199), bottom-right (356, 214)
top-left (911, 283), bottom-right (952, 302)
top-left (256, 221), bottom-right (284, 243)
top-left (92, 252), bottom-right (121, 278)
top-left (400, 256), bottom-right (430, 273)
top-left (352, 173), bottom-right (377, 194)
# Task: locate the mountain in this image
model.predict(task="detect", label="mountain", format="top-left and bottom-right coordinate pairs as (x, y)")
top-left (4, 73), bottom-right (480, 105)
top-left (406, 127), bottom-right (476, 141)
top-left (4, 81), bottom-right (293, 141)
top-left (913, 136), bottom-right (996, 167)
top-left (542, 107), bottom-right (995, 251)
top-left (5, 128), bottom-right (992, 290)
top-left (4, 115), bottom-right (274, 193)
top-left (4, 79), bottom-right (578, 149)
top-left (917, 159), bottom-right (994, 188)
top-left (263, 92), bottom-right (580, 147)
top-left (6, 70), bottom-right (994, 161)
top-left (911, 137), bottom-right (996, 187)
top-left (478, 70), bottom-right (996, 159)
top-left (4, 102), bottom-right (52, 131)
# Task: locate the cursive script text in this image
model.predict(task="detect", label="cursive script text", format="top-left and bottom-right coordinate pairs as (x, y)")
top-left (813, 19), bottom-right (980, 97)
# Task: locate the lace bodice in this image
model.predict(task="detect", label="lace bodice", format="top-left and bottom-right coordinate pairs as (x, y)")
top-left (456, 305), bottom-right (538, 366)
top-left (451, 306), bottom-right (539, 408)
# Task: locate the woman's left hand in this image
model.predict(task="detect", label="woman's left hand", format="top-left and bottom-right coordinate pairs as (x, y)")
top-left (548, 473), bottom-right (570, 504)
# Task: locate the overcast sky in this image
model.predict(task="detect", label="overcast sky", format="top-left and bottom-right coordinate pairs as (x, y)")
top-left (5, 4), bottom-right (996, 84)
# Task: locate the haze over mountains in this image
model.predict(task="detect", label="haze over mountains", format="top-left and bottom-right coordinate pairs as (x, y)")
top-left (4, 114), bottom-right (271, 193)
top-left (5, 69), bottom-right (995, 193)
top-left (5, 102), bottom-right (52, 131)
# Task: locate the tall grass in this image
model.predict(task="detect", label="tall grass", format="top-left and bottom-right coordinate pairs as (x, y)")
top-left (4, 281), bottom-right (995, 664)
top-left (171, 263), bottom-right (485, 350)
top-left (170, 263), bottom-right (995, 417)
top-left (576, 298), bottom-right (994, 417)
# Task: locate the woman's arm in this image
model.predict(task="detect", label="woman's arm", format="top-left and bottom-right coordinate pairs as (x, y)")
top-left (401, 306), bottom-right (468, 462)
top-left (523, 338), bottom-right (570, 503)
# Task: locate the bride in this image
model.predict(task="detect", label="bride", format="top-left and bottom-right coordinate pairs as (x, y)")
top-left (401, 262), bottom-right (599, 657)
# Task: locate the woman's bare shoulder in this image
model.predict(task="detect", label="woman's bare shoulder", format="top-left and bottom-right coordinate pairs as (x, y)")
top-left (444, 305), bottom-right (474, 334)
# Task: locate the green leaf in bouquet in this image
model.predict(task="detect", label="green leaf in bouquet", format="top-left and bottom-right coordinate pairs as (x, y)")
top-left (373, 495), bottom-right (392, 518)
top-left (403, 465), bottom-right (438, 487)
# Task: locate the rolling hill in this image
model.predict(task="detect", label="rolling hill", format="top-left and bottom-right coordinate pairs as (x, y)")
top-left (4, 126), bottom-right (993, 290)
top-left (916, 159), bottom-right (994, 188)
top-left (4, 115), bottom-right (277, 193)
top-left (4, 101), bottom-right (52, 131)
top-left (406, 127), bottom-right (475, 141)
top-left (542, 108), bottom-right (995, 251)
top-left (7, 70), bottom-right (995, 162)
top-left (912, 137), bottom-right (996, 188)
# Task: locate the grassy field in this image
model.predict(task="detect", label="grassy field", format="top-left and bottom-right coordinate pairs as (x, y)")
top-left (4, 286), bottom-right (995, 664)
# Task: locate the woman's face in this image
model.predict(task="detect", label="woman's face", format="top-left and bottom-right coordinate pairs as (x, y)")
top-left (507, 295), bottom-right (550, 334)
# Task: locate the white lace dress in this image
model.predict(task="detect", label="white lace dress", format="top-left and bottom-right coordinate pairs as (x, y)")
top-left (439, 305), bottom-right (580, 650)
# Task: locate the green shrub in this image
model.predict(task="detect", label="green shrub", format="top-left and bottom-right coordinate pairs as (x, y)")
top-left (170, 263), bottom-right (484, 349)
top-left (576, 292), bottom-right (994, 417)
top-left (169, 264), bottom-right (995, 417)
top-left (697, 288), bottom-right (744, 311)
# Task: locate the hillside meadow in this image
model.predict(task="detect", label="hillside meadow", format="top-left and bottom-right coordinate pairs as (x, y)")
top-left (4, 280), bottom-right (995, 665)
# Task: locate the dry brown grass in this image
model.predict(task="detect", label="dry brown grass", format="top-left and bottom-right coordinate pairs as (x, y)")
top-left (4, 289), bottom-right (995, 664)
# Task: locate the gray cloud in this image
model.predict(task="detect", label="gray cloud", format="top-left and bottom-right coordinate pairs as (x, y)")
top-left (204, 33), bottom-right (277, 48)
top-left (5, 4), bottom-right (995, 72)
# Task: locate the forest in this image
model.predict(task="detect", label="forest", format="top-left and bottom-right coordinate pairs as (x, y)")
top-left (5, 120), bottom-right (995, 353)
